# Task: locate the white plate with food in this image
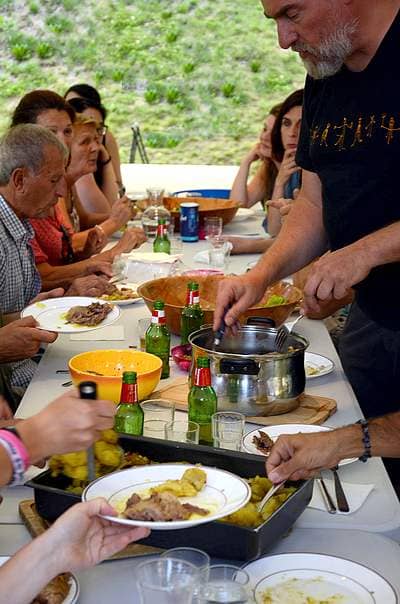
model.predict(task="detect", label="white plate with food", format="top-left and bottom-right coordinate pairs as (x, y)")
top-left (305, 352), bottom-right (334, 379)
top-left (101, 282), bottom-right (142, 306)
top-left (243, 553), bottom-right (397, 603)
top-left (232, 207), bottom-right (255, 222)
top-left (21, 296), bottom-right (120, 333)
top-left (242, 424), bottom-right (357, 466)
top-left (82, 463), bottom-right (251, 530)
top-left (0, 556), bottom-right (80, 603)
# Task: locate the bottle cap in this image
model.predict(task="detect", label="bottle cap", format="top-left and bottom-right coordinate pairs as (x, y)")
top-left (158, 218), bottom-right (166, 225)
top-left (154, 300), bottom-right (165, 310)
top-left (122, 371), bottom-right (137, 383)
top-left (188, 281), bottom-right (199, 291)
top-left (196, 356), bottom-right (210, 368)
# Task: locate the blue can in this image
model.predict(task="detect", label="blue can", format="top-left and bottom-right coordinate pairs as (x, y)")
top-left (180, 202), bottom-right (199, 242)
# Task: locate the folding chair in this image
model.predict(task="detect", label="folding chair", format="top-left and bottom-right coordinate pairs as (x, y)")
top-left (129, 122), bottom-right (149, 163)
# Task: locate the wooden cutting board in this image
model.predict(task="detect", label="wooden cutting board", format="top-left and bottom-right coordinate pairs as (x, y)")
top-left (151, 377), bottom-right (337, 425)
top-left (19, 500), bottom-right (163, 559)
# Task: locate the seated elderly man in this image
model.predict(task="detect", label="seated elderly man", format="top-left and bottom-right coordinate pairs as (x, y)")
top-left (0, 124), bottom-right (110, 400)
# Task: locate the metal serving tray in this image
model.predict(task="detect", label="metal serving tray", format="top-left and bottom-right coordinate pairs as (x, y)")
top-left (26, 436), bottom-right (313, 561)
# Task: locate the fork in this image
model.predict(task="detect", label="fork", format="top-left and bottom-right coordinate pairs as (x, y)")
top-left (275, 313), bottom-right (304, 352)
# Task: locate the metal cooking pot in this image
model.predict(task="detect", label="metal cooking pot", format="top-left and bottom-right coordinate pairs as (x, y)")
top-left (188, 317), bottom-right (309, 416)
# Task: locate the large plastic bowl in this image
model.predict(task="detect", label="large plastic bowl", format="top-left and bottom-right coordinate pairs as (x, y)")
top-left (163, 196), bottom-right (240, 231)
top-left (69, 350), bottom-right (162, 402)
top-left (138, 275), bottom-right (302, 335)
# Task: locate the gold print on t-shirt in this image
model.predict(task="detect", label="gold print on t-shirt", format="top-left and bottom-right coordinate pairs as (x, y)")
top-left (381, 114), bottom-right (400, 144)
top-left (319, 123), bottom-right (331, 147)
top-left (351, 117), bottom-right (363, 147)
top-left (365, 115), bottom-right (376, 138)
top-left (310, 126), bottom-right (320, 145)
top-left (334, 117), bottom-right (354, 151)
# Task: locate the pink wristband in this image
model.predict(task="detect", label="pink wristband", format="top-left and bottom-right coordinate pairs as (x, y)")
top-left (0, 429), bottom-right (30, 471)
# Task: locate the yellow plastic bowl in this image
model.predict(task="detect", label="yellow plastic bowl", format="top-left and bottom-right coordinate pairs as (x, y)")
top-left (68, 350), bottom-right (162, 402)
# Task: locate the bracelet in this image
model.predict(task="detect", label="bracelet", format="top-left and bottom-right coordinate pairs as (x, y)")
top-left (0, 427), bottom-right (30, 470)
top-left (357, 419), bottom-right (371, 462)
top-left (0, 432), bottom-right (28, 486)
top-left (100, 156), bottom-right (112, 166)
top-left (95, 224), bottom-right (106, 237)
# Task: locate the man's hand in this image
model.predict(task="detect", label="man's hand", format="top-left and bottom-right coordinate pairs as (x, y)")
top-left (82, 227), bottom-right (107, 258)
top-left (30, 288), bottom-right (65, 304)
top-left (17, 389), bottom-right (117, 462)
top-left (213, 273), bottom-right (266, 330)
top-left (266, 431), bottom-right (342, 483)
top-left (66, 274), bottom-right (109, 297)
top-left (302, 245), bottom-right (371, 314)
top-left (0, 317), bottom-right (57, 362)
top-left (113, 227), bottom-right (146, 255)
top-left (45, 499), bottom-right (150, 573)
top-left (84, 260), bottom-right (113, 278)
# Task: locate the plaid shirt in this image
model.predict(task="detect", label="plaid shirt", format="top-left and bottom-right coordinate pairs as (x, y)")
top-left (0, 194), bottom-right (42, 390)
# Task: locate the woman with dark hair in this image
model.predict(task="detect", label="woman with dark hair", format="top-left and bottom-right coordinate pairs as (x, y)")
top-left (68, 96), bottom-right (119, 210)
top-left (64, 83), bottom-right (123, 195)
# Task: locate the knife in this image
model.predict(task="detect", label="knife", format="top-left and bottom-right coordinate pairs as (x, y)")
top-left (332, 466), bottom-right (350, 512)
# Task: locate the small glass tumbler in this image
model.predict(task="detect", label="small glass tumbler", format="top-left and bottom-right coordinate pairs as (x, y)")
top-left (212, 412), bottom-right (245, 451)
top-left (140, 399), bottom-right (175, 423)
top-left (198, 564), bottom-right (253, 604)
top-left (204, 216), bottom-right (223, 242)
top-left (161, 548), bottom-right (210, 604)
top-left (208, 242), bottom-right (231, 271)
top-left (135, 557), bottom-right (199, 604)
top-left (143, 419), bottom-right (168, 439)
top-left (138, 317), bottom-right (151, 351)
top-left (165, 420), bottom-right (200, 444)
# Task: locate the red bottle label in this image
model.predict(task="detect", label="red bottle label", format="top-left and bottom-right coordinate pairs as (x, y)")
top-left (120, 383), bottom-right (138, 404)
top-left (187, 290), bottom-right (200, 305)
top-left (194, 366), bottom-right (211, 387)
top-left (156, 224), bottom-right (166, 237)
top-left (151, 309), bottom-right (166, 324)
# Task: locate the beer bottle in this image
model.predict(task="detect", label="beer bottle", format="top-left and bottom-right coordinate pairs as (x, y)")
top-left (180, 281), bottom-right (204, 344)
top-left (188, 356), bottom-right (217, 445)
top-left (145, 300), bottom-right (170, 378)
top-left (114, 371), bottom-right (144, 435)
top-left (153, 218), bottom-right (171, 254)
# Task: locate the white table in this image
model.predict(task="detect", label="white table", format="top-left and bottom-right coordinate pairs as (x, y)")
top-left (121, 162), bottom-right (239, 196)
top-left (1, 202), bottom-right (400, 601)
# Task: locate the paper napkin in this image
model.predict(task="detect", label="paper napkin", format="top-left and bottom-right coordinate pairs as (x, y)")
top-left (309, 479), bottom-right (375, 514)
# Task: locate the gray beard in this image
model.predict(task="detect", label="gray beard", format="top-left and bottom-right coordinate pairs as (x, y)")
top-left (294, 19), bottom-right (358, 79)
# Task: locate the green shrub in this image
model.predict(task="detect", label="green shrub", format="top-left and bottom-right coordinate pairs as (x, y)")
top-left (221, 82), bottom-right (235, 98)
top-left (166, 86), bottom-right (181, 104)
top-left (144, 88), bottom-right (161, 104)
top-left (29, 2), bottom-right (39, 13)
top-left (46, 15), bottom-right (73, 34)
top-left (11, 44), bottom-right (32, 61)
top-left (36, 42), bottom-right (54, 59)
top-left (146, 131), bottom-right (180, 149)
top-left (165, 30), bottom-right (179, 43)
top-left (250, 59), bottom-right (261, 73)
top-left (183, 62), bottom-right (195, 74)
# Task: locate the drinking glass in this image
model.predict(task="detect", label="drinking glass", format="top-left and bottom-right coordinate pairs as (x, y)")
top-left (165, 420), bottom-right (200, 444)
top-left (138, 317), bottom-right (151, 350)
top-left (208, 243), bottom-right (231, 271)
top-left (135, 557), bottom-right (199, 604)
top-left (143, 419), bottom-right (168, 439)
top-left (161, 548), bottom-right (210, 604)
top-left (204, 216), bottom-right (223, 242)
top-left (198, 565), bottom-right (253, 604)
top-left (140, 399), bottom-right (175, 423)
top-left (212, 412), bottom-right (245, 451)
top-left (147, 187), bottom-right (165, 203)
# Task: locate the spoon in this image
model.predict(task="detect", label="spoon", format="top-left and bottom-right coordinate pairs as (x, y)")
top-left (275, 312), bottom-right (304, 352)
top-left (257, 481), bottom-right (285, 513)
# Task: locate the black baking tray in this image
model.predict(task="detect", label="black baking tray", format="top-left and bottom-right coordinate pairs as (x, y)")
top-left (26, 436), bottom-right (313, 561)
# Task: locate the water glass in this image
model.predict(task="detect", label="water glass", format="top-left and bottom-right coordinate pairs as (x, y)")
top-left (212, 412), bottom-right (245, 451)
top-left (135, 557), bottom-right (199, 604)
top-left (198, 565), bottom-right (253, 604)
top-left (146, 187), bottom-right (165, 204)
top-left (138, 317), bottom-right (151, 350)
top-left (140, 399), bottom-right (175, 423)
top-left (204, 216), bottom-right (223, 242)
top-left (161, 548), bottom-right (210, 604)
top-left (165, 419), bottom-right (200, 444)
top-left (208, 243), bottom-right (231, 271)
top-left (143, 419), bottom-right (168, 439)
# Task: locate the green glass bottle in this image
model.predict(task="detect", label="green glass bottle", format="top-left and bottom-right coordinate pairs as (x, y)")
top-left (153, 218), bottom-right (171, 254)
top-left (145, 300), bottom-right (170, 379)
top-left (180, 281), bottom-right (204, 344)
top-left (188, 356), bottom-right (217, 445)
top-left (114, 371), bottom-right (144, 435)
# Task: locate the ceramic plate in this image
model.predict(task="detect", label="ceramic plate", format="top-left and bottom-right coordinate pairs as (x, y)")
top-left (242, 424), bottom-right (357, 466)
top-left (0, 556), bottom-right (80, 603)
top-left (232, 207), bottom-right (255, 222)
top-left (243, 553), bottom-right (397, 604)
top-left (21, 296), bottom-right (121, 333)
top-left (305, 352), bottom-right (334, 379)
top-left (82, 463), bottom-right (251, 530)
top-left (101, 282), bottom-right (142, 306)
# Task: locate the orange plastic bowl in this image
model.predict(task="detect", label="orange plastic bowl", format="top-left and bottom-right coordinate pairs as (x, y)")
top-left (68, 350), bottom-right (162, 402)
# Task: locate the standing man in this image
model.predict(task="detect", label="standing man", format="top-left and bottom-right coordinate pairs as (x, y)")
top-left (214, 0), bottom-right (400, 418)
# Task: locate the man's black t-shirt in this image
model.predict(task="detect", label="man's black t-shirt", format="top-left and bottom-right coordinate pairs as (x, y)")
top-left (296, 10), bottom-right (400, 328)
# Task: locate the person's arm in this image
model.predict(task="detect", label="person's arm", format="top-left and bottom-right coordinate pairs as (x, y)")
top-left (223, 236), bottom-right (275, 255)
top-left (71, 195), bottom-right (132, 241)
top-left (266, 412), bottom-right (400, 483)
top-left (105, 129), bottom-right (123, 194)
top-left (213, 170), bottom-right (328, 330)
top-left (230, 147), bottom-right (269, 208)
top-left (0, 498), bottom-right (149, 604)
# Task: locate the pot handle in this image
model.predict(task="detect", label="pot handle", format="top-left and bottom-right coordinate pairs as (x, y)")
top-left (246, 316), bottom-right (276, 328)
top-left (219, 358), bottom-right (260, 376)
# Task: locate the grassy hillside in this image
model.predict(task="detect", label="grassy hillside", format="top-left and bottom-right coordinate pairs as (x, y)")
top-left (0, 0), bottom-right (305, 164)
